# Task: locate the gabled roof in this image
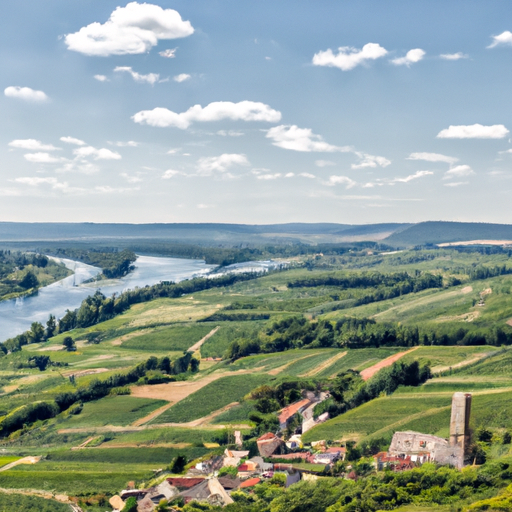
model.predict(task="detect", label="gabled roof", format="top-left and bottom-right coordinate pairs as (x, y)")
top-left (239, 477), bottom-right (261, 489)
top-left (278, 399), bottom-right (312, 424)
top-left (258, 432), bottom-right (278, 442)
top-left (167, 477), bottom-right (205, 490)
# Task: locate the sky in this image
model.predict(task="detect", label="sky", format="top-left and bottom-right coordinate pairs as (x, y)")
top-left (1, 1), bottom-right (512, 225)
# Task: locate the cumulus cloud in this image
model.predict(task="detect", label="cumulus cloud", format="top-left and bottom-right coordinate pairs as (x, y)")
top-left (133, 101), bottom-right (281, 129)
top-left (407, 152), bottom-right (458, 164)
top-left (15, 176), bottom-right (59, 186)
top-left (24, 153), bottom-right (63, 163)
top-left (162, 169), bottom-right (184, 179)
top-left (109, 140), bottom-right (138, 147)
top-left (391, 48), bottom-right (425, 66)
top-left (285, 172), bottom-right (295, 178)
top-left (120, 172), bottom-right (143, 183)
top-left (174, 73), bottom-right (190, 82)
top-left (73, 146), bottom-right (121, 160)
top-left (389, 170), bottom-right (434, 183)
top-left (437, 124), bottom-right (509, 139)
top-left (4, 86), bottom-right (48, 102)
top-left (488, 31), bottom-right (512, 48)
top-left (114, 66), bottom-right (160, 84)
top-left (159, 48), bottom-right (177, 58)
top-left (9, 139), bottom-right (59, 151)
top-left (312, 43), bottom-right (387, 70)
top-left (352, 153), bottom-right (391, 169)
top-left (60, 136), bottom-right (86, 146)
top-left (257, 173), bottom-right (281, 180)
top-left (65, 2), bottom-right (194, 56)
top-left (440, 52), bottom-right (468, 60)
top-left (444, 181), bottom-right (468, 187)
top-left (196, 153), bottom-right (249, 175)
top-left (315, 160), bottom-right (336, 167)
top-left (443, 164), bottom-right (475, 179)
top-left (217, 130), bottom-right (244, 137)
top-left (299, 173), bottom-right (316, 179)
top-left (327, 175), bottom-right (357, 188)
top-left (94, 75), bottom-right (109, 82)
top-left (266, 125), bottom-right (351, 152)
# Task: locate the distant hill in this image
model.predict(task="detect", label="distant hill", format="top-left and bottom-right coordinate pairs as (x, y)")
top-left (0, 222), bottom-right (408, 246)
top-left (385, 221), bottom-right (512, 247)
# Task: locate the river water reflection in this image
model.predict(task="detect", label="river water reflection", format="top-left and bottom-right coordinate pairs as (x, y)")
top-left (0, 255), bottom-right (214, 341)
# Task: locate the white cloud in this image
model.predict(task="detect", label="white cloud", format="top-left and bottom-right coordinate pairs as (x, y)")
top-left (162, 169), bottom-right (184, 179)
top-left (58, 161), bottom-right (99, 174)
top-left (94, 75), bottom-right (109, 82)
top-left (24, 152), bottom-right (63, 163)
top-left (120, 172), bottom-right (143, 183)
top-left (95, 185), bottom-right (139, 194)
top-left (196, 153), bottom-right (249, 175)
top-left (443, 164), bottom-right (475, 179)
top-left (60, 136), bottom-right (86, 146)
top-left (299, 173), bottom-right (316, 179)
top-left (9, 139), bottom-right (60, 151)
top-left (174, 73), bottom-right (191, 82)
top-left (64, 2), bottom-right (194, 56)
top-left (327, 175), bottom-right (357, 188)
top-left (285, 172), bottom-right (295, 178)
top-left (15, 176), bottom-right (58, 186)
top-left (488, 31), bottom-right (512, 48)
top-left (114, 66), bottom-right (160, 84)
top-left (159, 48), bottom-right (177, 58)
top-left (352, 153), bottom-right (391, 169)
top-left (312, 43), bottom-right (387, 71)
top-left (217, 130), bottom-right (244, 137)
top-left (389, 170), bottom-right (434, 183)
top-left (109, 140), bottom-right (138, 147)
top-left (4, 86), bottom-right (48, 102)
top-left (73, 146), bottom-right (122, 160)
top-left (391, 48), bottom-right (425, 66)
top-left (133, 101), bottom-right (281, 129)
top-left (257, 173), bottom-right (281, 180)
top-left (266, 125), bottom-right (351, 152)
top-left (440, 52), bottom-right (468, 60)
top-left (407, 152), bottom-right (458, 164)
top-left (437, 124), bottom-right (509, 139)
top-left (315, 160), bottom-right (336, 167)
top-left (444, 181), bottom-right (468, 187)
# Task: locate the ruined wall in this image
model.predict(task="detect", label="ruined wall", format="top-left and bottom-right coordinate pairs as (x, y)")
top-left (389, 431), bottom-right (448, 455)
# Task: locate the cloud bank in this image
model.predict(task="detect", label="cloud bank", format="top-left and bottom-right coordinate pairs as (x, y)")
top-left (65, 2), bottom-right (194, 56)
top-left (312, 43), bottom-right (387, 70)
top-left (133, 101), bottom-right (281, 129)
top-left (437, 124), bottom-right (509, 139)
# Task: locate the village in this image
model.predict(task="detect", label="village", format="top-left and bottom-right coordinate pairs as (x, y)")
top-left (106, 392), bottom-right (472, 511)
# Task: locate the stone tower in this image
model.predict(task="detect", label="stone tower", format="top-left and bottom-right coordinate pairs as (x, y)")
top-left (449, 392), bottom-right (472, 464)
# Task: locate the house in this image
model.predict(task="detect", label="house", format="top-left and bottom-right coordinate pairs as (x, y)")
top-left (179, 477), bottom-right (234, 506)
top-left (249, 456), bottom-right (273, 472)
top-left (167, 477), bottom-right (205, 490)
top-left (278, 399), bottom-right (312, 430)
top-left (257, 433), bottom-right (285, 457)
top-left (239, 477), bottom-right (261, 489)
top-left (217, 475), bottom-right (241, 492)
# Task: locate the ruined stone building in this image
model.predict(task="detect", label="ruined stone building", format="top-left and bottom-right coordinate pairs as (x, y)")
top-left (388, 392), bottom-right (471, 469)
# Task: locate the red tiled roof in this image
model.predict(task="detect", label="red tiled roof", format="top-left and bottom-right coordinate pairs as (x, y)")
top-left (258, 433), bottom-right (277, 442)
top-left (167, 477), bottom-right (205, 489)
top-left (278, 399), bottom-right (311, 424)
top-left (240, 478), bottom-right (260, 489)
top-left (326, 447), bottom-right (346, 453)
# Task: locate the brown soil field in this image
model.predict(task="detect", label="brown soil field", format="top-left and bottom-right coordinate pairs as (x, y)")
top-left (360, 347), bottom-right (419, 381)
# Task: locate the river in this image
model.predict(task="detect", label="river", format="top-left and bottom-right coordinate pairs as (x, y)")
top-left (0, 255), bottom-right (214, 341)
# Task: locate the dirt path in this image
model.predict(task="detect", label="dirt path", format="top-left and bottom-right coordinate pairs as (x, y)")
top-left (72, 436), bottom-right (101, 450)
top-left (360, 347), bottom-right (419, 381)
top-left (267, 353), bottom-right (318, 376)
top-left (131, 402), bottom-right (174, 427)
top-left (0, 487), bottom-right (73, 506)
top-left (433, 351), bottom-right (496, 373)
top-left (300, 351), bottom-right (347, 377)
top-left (188, 326), bottom-right (220, 353)
top-left (0, 456), bottom-right (40, 472)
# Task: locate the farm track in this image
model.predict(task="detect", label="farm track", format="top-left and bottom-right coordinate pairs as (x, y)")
top-left (0, 456), bottom-right (40, 472)
top-left (0, 487), bottom-right (74, 507)
top-left (188, 326), bottom-right (220, 353)
top-left (360, 347), bottom-right (419, 381)
top-left (300, 351), bottom-right (347, 377)
top-left (131, 403), bottom-right (173, 427)
top-left (433, 351), bottom-right (497, 373)
top-left (267, 353), bottom-right (319, 376)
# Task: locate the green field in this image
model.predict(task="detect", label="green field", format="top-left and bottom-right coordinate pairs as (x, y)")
top-left (154, 373), bottom-right (269, 424)
top-left (57, 396), bottom-right (168, 428)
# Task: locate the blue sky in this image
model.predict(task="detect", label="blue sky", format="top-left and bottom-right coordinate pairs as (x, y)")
top-left (1, 1), bottom-right (512, 224)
